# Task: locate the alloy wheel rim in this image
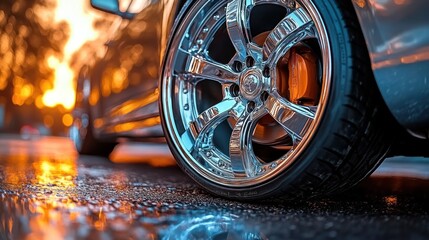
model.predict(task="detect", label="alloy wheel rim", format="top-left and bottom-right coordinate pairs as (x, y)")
top-left (162, 0), bottom-right (332, 187)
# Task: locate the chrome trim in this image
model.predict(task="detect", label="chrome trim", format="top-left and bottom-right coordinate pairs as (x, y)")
top-left (101, 116), bottom-right (164, 137)
top-left (107, 90), bottom-right (160, 124)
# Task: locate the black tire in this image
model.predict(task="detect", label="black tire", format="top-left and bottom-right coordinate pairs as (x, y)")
top-left (70, 68), bottom-right (116, 157)
top-left (69, 109), bottom-right (116, 157)
top-left (160, 0), bottom-right (392, 200)
top-left (69, 111), bottom-right (116, 157)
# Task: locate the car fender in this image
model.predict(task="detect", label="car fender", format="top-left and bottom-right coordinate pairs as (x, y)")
top-left (352, 0), bottom-right (429, 135)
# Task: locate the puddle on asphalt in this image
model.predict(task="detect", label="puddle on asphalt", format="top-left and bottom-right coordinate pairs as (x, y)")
top-left (0, 138), bottom-right (266, 239)
top-left (0, 193), bottom-right (269, 239)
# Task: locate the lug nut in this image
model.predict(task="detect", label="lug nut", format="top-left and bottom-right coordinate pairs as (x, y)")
top-left (247, 101), bottom-right (256, 112)
top-left (263, 66), bottom-right (270, 78)
top-left (261, 91), bottom-right (269, 102)
top-left (230, 84), bottom-right (240, 97)
top-left (233, 61), bottom-right (243, 72)
top-left (246, 56), bottom-right (255, 68)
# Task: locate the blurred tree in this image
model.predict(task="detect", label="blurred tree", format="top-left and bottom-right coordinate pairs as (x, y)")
top-left (0, 0), bottom-right (69, 133)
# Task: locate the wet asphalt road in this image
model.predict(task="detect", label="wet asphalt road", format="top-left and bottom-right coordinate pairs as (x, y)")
top-left (1, 136), bottom-right (429, 239)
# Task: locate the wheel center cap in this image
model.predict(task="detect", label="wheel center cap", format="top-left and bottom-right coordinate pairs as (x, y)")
top-left (243, 74), bottom-right (259, 93)
top-left (240, 70), bottom-right (263, 99)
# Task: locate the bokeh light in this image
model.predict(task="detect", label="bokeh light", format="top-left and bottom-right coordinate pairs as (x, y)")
top-left (0, 0), bottom-right (115, 135)
top-left (42, 0), bottom-right (107, 110)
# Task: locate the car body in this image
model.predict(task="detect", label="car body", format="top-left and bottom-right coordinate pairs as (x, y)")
top-left (71, 0), bottom-right (429, 199)
top-left (353, 0), bottom-right (429, 135)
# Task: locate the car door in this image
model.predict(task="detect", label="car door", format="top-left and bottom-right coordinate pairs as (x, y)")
top-left (93, 0), bottom-right (166, 129)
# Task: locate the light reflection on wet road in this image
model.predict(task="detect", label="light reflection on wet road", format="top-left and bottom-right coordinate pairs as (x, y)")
top-left (0, 136), bottom-right (429, 239)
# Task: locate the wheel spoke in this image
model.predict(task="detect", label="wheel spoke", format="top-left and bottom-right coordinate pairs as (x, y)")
top-left (193, 99), bottom-right (237, 134)
top-left (263, 7), bottom-right (315, 65)
top-left (176, 49), bottom-right (238, 83)
top-left (188, 55), bottom-right (239, 83)
top-left (266, 93), bottom-right (317, 144)
top-left (226, 0), bottom-right (260, 61)
top-left (229, 106), bottom-right (266, 177)
top-left (182, 99), bottom-right (238, 153)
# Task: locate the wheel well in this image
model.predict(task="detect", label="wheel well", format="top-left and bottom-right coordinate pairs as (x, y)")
top-left (389, 128), bottom-right (429, 157)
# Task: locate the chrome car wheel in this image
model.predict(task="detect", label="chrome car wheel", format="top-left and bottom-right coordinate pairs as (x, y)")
top-left (163, 0), bottom-right (330, 185)
top-left (161, 0), bottom-right (390, 199)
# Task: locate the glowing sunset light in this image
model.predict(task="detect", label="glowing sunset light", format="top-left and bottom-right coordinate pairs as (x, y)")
top-left (43, 63), bottom-right (75, 109)
top-left (42, 0), bottom-right (105, 110)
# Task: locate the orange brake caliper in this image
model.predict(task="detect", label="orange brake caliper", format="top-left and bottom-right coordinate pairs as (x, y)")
top-left (277, 45), bottom-right (320, 106)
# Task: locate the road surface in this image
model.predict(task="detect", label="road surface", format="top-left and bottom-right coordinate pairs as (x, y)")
top-left (0, 135), bottom-right (429, 239)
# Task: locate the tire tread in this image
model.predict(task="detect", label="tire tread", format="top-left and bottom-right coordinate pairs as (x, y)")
top-left (273, 0), bottom-right (392, 200)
